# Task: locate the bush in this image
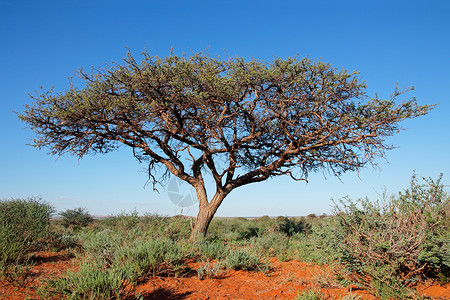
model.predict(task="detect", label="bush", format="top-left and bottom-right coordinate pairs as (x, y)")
top-left (116, 238), bottom-right (188, 277)
top-left (332, 174), bottom-right (449, 298)
top-left (250, 231), bottom-right (289, 258)
top-left (287, 219), bottom-right (343, 265)
top-left (41, 256), bottom-right (137, 300)
top-left (0, 197), bottom-right (54, 266)
top-left (98, 210), bottom-right (141, 231)
top-left (59, 207), bottom-right (93, 229)
top-left (96, 212), bottom-right (192, 241)
top-left (41, 237), bottom-right (191, 299)
top-left (195, 239), bottom-right (227, 260)
top-left (276, 216), bottom-right (310, 237)
top-left (197, 259), bottom-right (223, 280)
top-left (221, 249), bottom-right (267, 271)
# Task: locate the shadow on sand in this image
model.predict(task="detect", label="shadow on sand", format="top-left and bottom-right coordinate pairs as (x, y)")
top-left (139, 287), bottom-right (193, 300)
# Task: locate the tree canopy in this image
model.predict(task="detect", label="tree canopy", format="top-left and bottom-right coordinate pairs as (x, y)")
top-left (18, 50), bottom-right (434, 237)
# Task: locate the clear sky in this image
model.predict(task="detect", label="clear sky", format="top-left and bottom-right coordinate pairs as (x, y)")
top-left (1, 0), bottom-right (449, 217)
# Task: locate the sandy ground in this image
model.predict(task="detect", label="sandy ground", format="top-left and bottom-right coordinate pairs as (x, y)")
top-left (0, 251), bottom-right (448, 300)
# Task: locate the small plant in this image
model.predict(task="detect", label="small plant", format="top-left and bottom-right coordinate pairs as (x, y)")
top-left (222, 249), bottom-right (266, 271)
top-left (196, 239), bottom-right (227, 260)
top-left (197, 259), bottom-right (223, 280)
top-left (59, 207), bottom-right (93, 229)
top-left (46, 232), bottom-right (79, 251)
top-left (1, 257), bottom-right (35, 286)
top-left (340, 293), bottom-right (362, 300)
top-left (116, 238), bottom-right (188, 277)
top-left (295, 289), bottom-right (324, 300)
top-left (40, 257), bottom-right (137, 300)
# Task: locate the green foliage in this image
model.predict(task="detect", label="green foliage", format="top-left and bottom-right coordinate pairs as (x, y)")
top-left (28, 176), bottom-right (449, 299)
top-left (59, 207), bottom-right (93, 229)
top-left (160, 215), bottom-right (192, 240)
top-left (195, 239), bottom-right (227, 260)
top-left (96, 212), bottom-right (192, 241)
top-left (45, 232), bottom-right (79, 252)
top-left (250, 231), bottom-right (289, 259)
top-left (295, 289), bottom-right (324, 300)
top-left (340, 293), bottom-right (362, 300)
top-left (221, 249), bottom-right (267, 271)
top-left (19, 49), bottom-right (434, 238)
top-left (197, 259), bottom-right (223, 280)
top-left (41, 257), bottom-right (137, 300)
top-left (276, 216), bottom-right (311, 237)
top-left (42, 235), bottom-right (190, 299)
top-left (287, 219), bottom-right (343, 265)
top-left (116, 238), bottom-right (189, 277)
top-left (98, 210), bottom-right (141, 231)
top-left (332, 174), bottom-right (449, 296)
top-left (0, 197), bottom-right (54, 267)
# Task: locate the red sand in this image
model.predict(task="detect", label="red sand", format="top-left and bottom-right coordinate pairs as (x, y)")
top-left (0, 252), bottom-right (448, 299)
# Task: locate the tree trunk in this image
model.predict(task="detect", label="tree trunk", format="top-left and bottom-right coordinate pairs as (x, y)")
top-left (190, 192), bottom-right (226, 239)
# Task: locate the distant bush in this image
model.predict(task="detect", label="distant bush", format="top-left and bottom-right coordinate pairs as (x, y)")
top-left (333, 174), bottom-right (449, 298)
top-left (96, 212), bottom-right (192, 240)
top-left (287, 218), bottom-right (343, 265)
top-left (59, 207), bottom-right (93, 229)
top-left (250, 231), bottom-right (289, 259)
top-left (98, 210), bottom-right (141, 231)
top-left (0, 197), bottom-right (54, 267)
top-left (276, 216), bottom-right (310, 237)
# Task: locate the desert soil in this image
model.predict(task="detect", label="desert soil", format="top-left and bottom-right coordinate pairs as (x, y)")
top-left (0, 251), bottom-right (448, 300)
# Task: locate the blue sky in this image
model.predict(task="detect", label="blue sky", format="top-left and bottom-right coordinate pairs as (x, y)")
top-left (1, 0), bottom-right (449, 217)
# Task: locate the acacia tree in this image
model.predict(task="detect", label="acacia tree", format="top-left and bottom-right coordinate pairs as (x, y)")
top-left (18, 51), bottom-right (434, 238)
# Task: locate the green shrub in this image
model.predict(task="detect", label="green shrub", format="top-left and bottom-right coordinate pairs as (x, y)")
top-left (295, 289), bottom-right (324, 300)
top-left (196, 239), bottom-right (227, 260)
top-left (250, 231), bottom-right (289, 258)
top-left (41, 236), bottom-right (190, 299)
top-left (0, 197), bottom-right (54, 266)
top-left (221, 249), bottom-right (266, 271)
top-left (332, 173), bottom-right (449, 297)
top-left (97, 212), bottom-right (192, 241)
top-left (59, 207), bottom-right (93, 229)
top-left (340, 293), bottom-right (362, 300)
top-left (41, 256), bottom-right (137, 300)
top-left (116, 238), bottom-right (188, 277)
top-left (163, 215), bottom-right (192, 240)
top-left (98, 210), bottom-right (141, 231)
top-left (276, 216), bottom-right (311, 237)
top-left (287, 219), bottom-right (343, 265)
top-left (46, 232), bottom-right (79, 251)
top-left (237, 226), bottom-right (261, 240)
top-left (197, 259), bottom-right (223, 280)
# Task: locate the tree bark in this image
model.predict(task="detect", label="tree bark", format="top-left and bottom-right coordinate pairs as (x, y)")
top-left (190, 191), bottom-right (226, 239)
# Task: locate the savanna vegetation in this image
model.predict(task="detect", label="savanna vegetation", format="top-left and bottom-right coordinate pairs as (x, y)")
top-left (18, 50), bottom-right (434, 238)
top-left (1, 174), bottom-right (448, 299)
